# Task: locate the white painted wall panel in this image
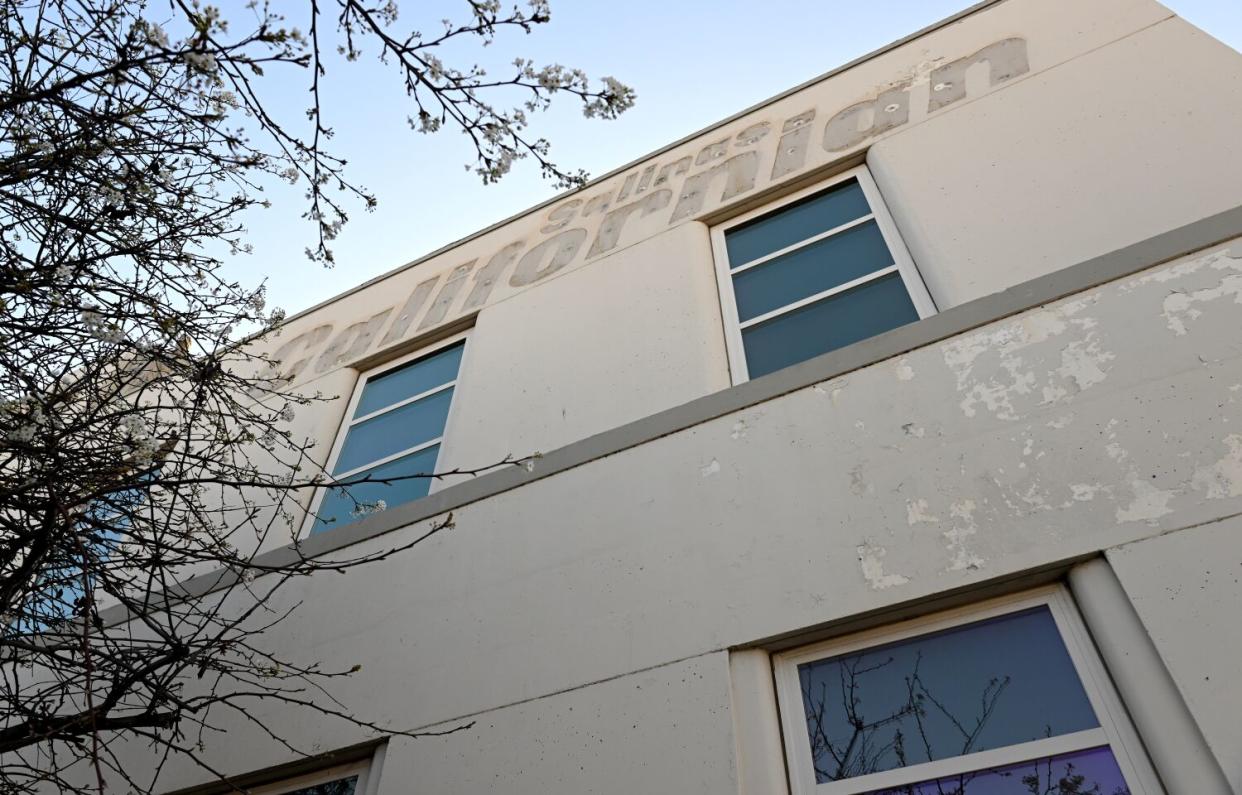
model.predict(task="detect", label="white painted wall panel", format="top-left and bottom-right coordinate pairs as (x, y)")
top-left (434, 222), bottom-right (729, 480)
top-left (377, 653), bottom-right (737, 795)
top-left (870, 17), bottom-right (1242, 307)
top-left (72, 0), bottom-right (1242, 788)
top-left (128, 239), bottom-right (1242, 793)
top-left (1108, 517), bottom-right (1242, 792)
top-left (252, 0), bottom-right (1182, 396)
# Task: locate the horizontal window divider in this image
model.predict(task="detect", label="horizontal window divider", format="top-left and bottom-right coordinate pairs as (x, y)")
top-left (737, 265), bottom-right (899, 329)
top-left (728, 213), bottom-right (875, 275)
top-left (349, 380), bottom-right (456, 426)
top-left (331, 437), bottom-right (443, 482)
top-left (814, 728), bottom-right (1111, 795)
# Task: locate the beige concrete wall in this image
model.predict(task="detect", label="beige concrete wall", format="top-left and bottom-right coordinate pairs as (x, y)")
top-left (124, 235), bottom-right (1242, 793)
top-left (102, 0), bottom-right (1242, 789)
top-left (433, 221), bottom-right (729, 481)
top-left (243, 0), bottom-right (1242, 483)
top-left (381, 652), bottom-right (738, 795)
top-left (870, 16), bottom-right (1242, 307)
top-left (1109, 517), bottom-right (1242, 792)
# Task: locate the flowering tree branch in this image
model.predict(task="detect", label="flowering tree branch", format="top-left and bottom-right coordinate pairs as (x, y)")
top-left (0, 0), bottom-right (630, 791)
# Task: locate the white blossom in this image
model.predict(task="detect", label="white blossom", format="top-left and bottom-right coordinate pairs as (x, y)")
top-left (120, 414), bottom-right (149, 440)
top-left (349, 499), bottom-right (387, 518)
top-left (583, 76), bottom-right (635, 119)
top-left (472, 0), bottom-right (501, 21)
top-left (132, 437), bottom-right (158, 466)
top-left (81, 309), bottom-right (124, 343)
top-left (145, 24), bottom-right (169, 48)
top-left (183, 51), bottom-right (218, 73)
top-left (424, 55), bottom-right (445, 81)
top-left (7, 424), bottom-right (36, 444)
top-left (413, 112), bottom-right (441, 133)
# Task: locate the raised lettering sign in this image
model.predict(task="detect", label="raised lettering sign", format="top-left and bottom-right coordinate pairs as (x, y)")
top-left (272, 38), bottom-right (1029, 382)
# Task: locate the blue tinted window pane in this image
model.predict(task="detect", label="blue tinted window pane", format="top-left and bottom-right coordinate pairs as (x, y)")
top-left (286, 775), bottom-right (359, 795)
top-left (355, 342), bottom-right (464, 418)
top-left (335, 388), bottom-right (453, 474)
top-left (800, 607), bottom-right (1099, 785)
top-left (725, 179), bottom-right (870, 265)
top-left (312, 446), bottom-right (439, 534)
top-left (732, 220), bottom-right (894, 322)
top-left (866, 747), bottom-right (1130, 794)
top-left (742, 272), bottom-right (918, 378)
top-left (17, 478), bottom-right (155, 631)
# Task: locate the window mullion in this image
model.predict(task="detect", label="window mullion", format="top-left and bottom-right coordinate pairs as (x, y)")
top-left (736, 266), bottom-right (900, 330)
top-left (349, 379), bottom-right (456, 426)
top-left (728, 213), bottom-right (876, 275)
top-left (813, 729), bottom-right (1111, 795)
top-left (331, 437), bottom-right (443, 481)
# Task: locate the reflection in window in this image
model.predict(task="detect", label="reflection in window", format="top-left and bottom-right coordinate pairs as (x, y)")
top-left (719, 177), bottom-right (928, 380)
top-left (798, 607), bottom-right (1099, 784)
top-left (865, 747), bottom-right (1130, 795)
top-left (777, 593), bottom-right (1157, 795)
top-left (312, 341), bottom-right (464, 534)
top-left (8, 476), bottom-right (155, 632)
top-left (284, 775), bottom-right (358, 795)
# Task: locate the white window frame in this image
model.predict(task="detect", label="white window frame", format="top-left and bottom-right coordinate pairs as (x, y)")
top-left (710, 166), bottom-right (936, 385)
top-left (301, 330), bottom-right (471, 538)
top-left (773, 586), bottom-right (1163, 795)
top-left (249, 759), bottom-right (372, 795)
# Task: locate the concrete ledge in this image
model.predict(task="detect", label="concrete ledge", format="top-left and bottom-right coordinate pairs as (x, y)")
top-left (99, 204), bottom-right (1242, 625)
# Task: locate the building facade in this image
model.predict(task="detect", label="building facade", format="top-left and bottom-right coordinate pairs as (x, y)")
top-left (135, 0), bottom-right (1242, 792)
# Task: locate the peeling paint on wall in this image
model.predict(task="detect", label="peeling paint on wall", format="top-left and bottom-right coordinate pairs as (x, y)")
top-left (1069, 483), bottom-right (1109, 502)
top-left (1115, 478), bottom-right (1177, 524)
top-left (942, 295), bottom-right (1112, 420)
top-left (730, 420), bottom-right (748, 440)
top-left (1162, 274), bottom-right (1242, 336)
top-left (856, 543), bottom-right (909, 590)
top-left (944, 499), bottom-right (985, 571)
top-left (1191, 435), bottom-right (1242, 499)
top-left (1121, 246), bottom-right (1242, 335)
top-left (1046, 413), bottom-right (1074, 430)
top-left (907, 498), bottom-right (940, 525)
top-left (848, 464), bottom-right (872, 496)
top-left (825, 239), bottom-right (1242, 556)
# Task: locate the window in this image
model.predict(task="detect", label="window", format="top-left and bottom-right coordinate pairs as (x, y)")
top-left (249, 760), bottom-right (371, 795)
top-left (308, 335), bottom-right (466, 535)
top-left (773, 588), bottom-right (1161, 795)
top-left (8, 475), bottom-right (155, 632)
top-left (711, 167), bottom-right (935, 383)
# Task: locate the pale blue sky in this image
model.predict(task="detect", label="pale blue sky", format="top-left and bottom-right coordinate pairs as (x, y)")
top-left (224, 1), bottom-right (1242, 316)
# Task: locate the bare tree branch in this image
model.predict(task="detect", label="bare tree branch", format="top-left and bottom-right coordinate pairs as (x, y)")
top-left (0, 1), bottom-right (632, 791)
